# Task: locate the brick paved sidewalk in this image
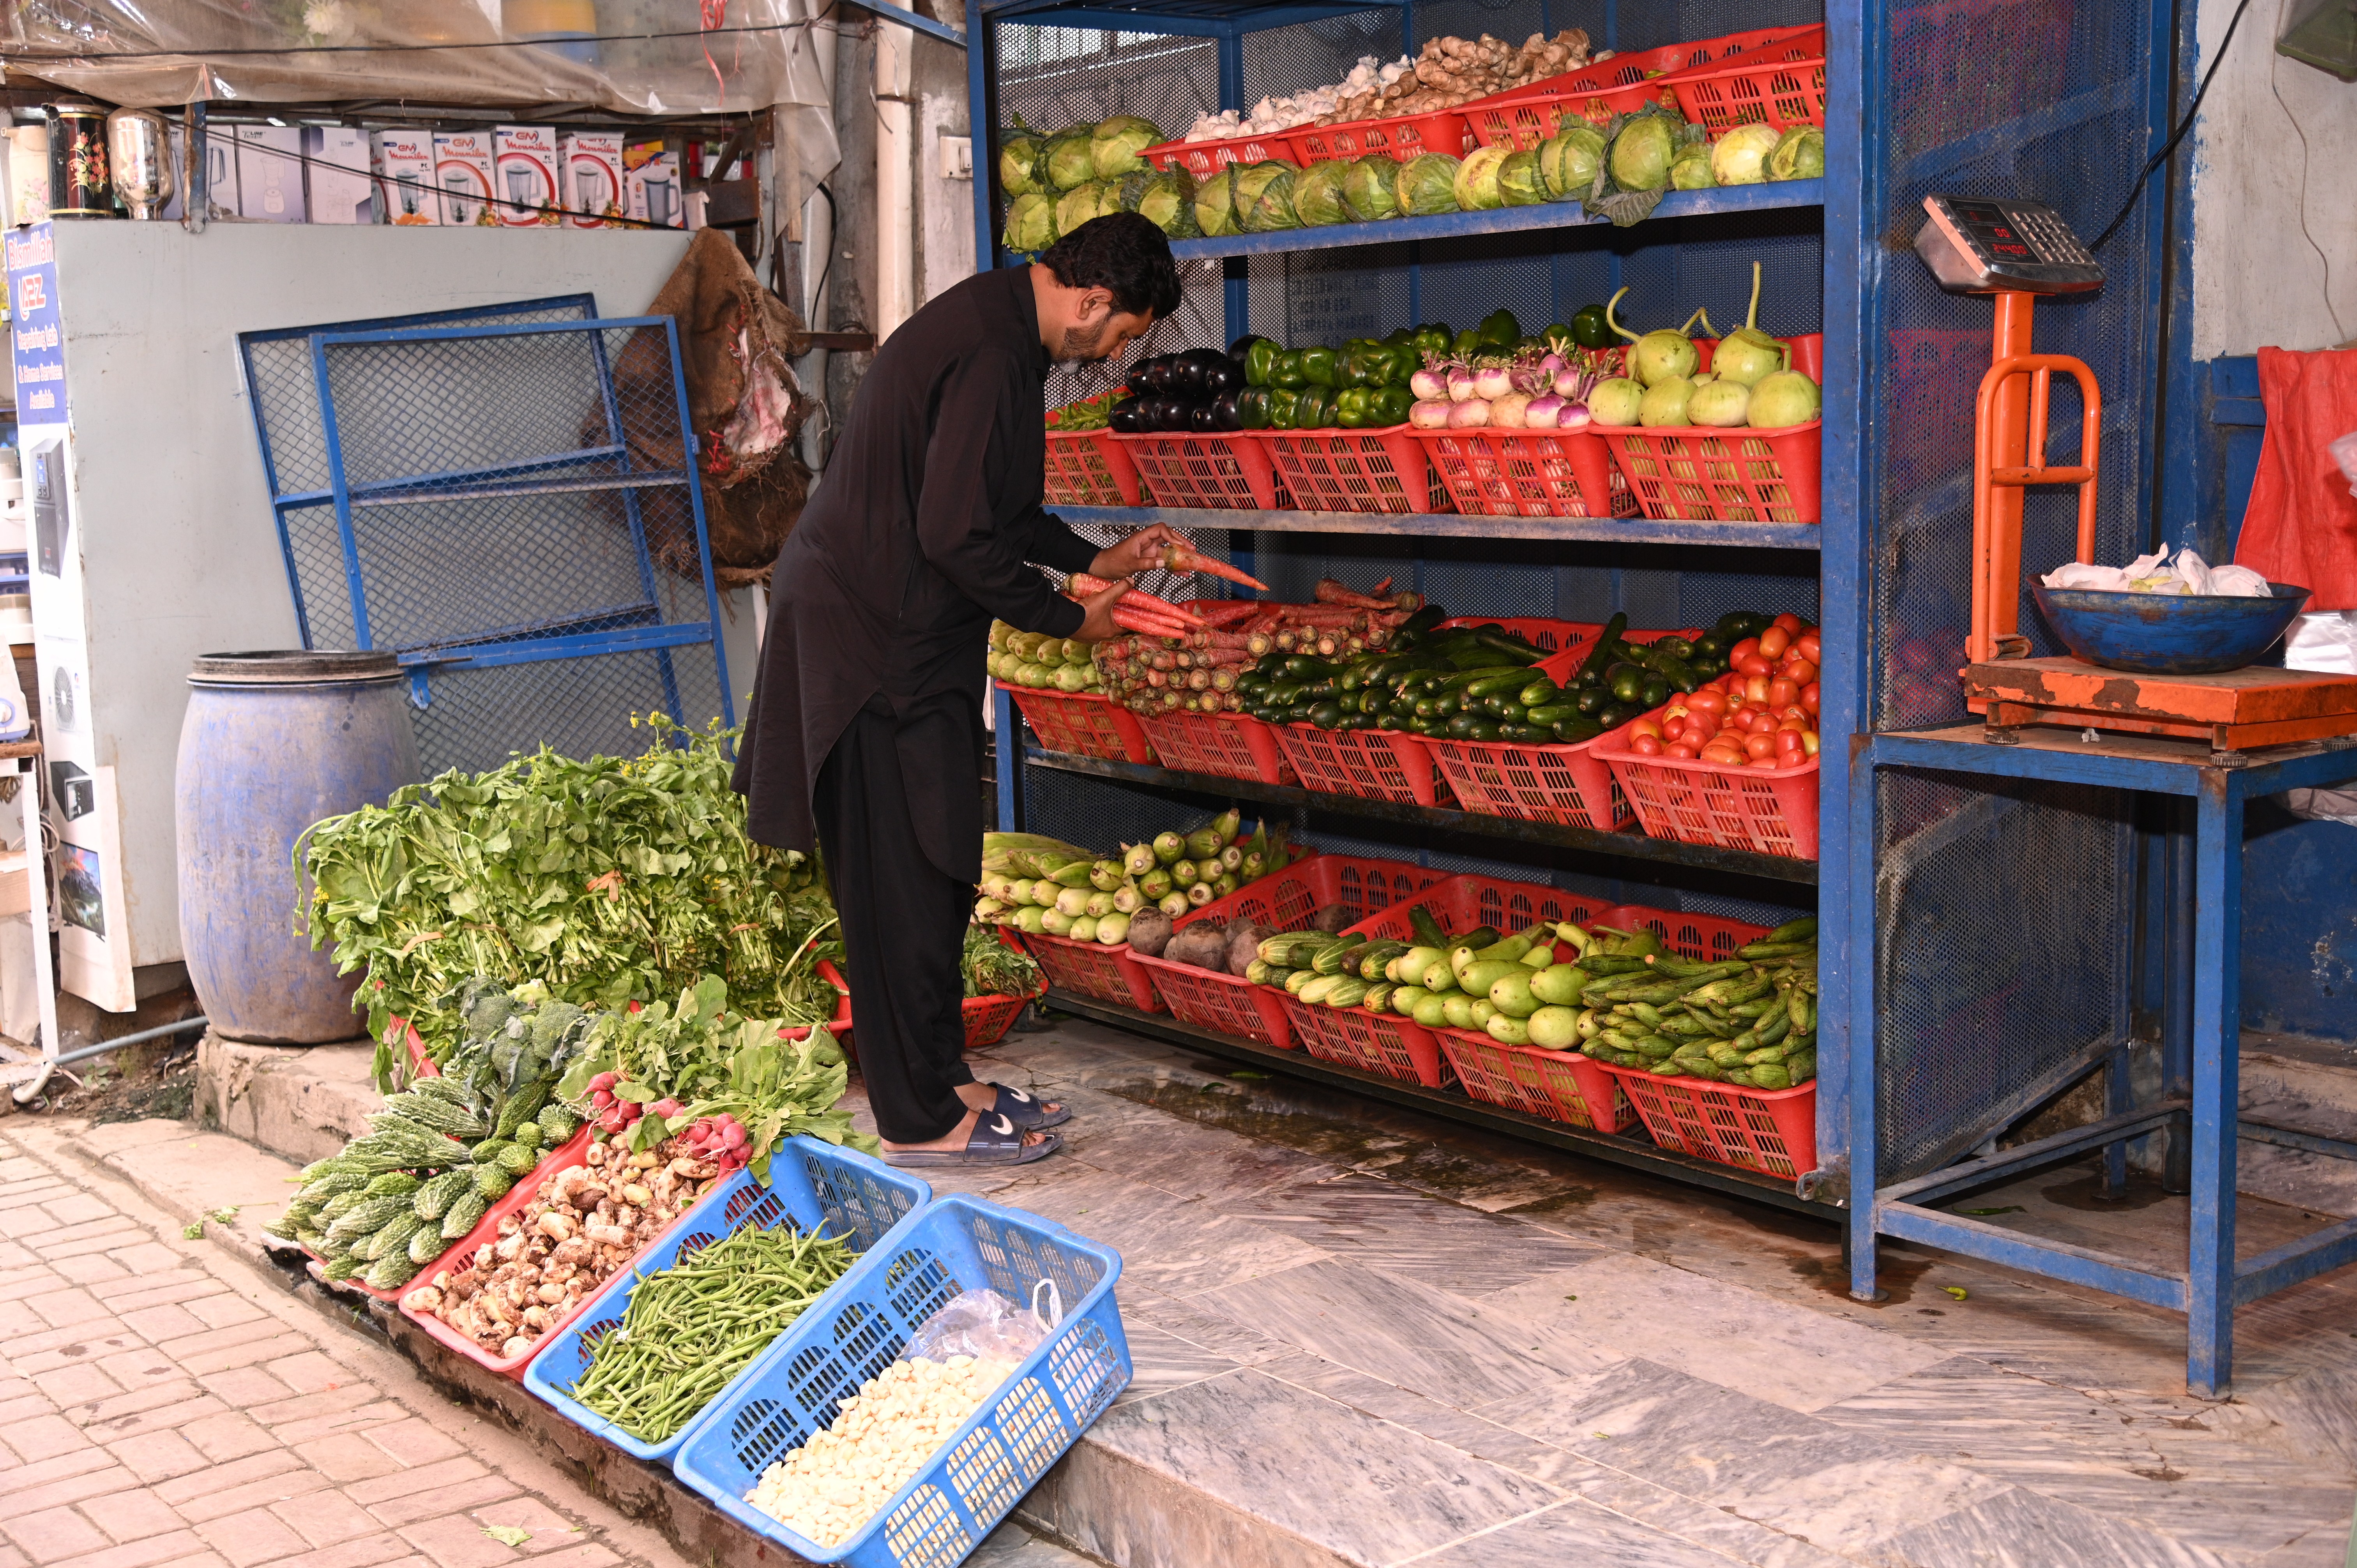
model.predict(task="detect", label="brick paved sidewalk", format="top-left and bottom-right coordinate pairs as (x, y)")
top-left (0, 1128), bottom-right (1076, 1568)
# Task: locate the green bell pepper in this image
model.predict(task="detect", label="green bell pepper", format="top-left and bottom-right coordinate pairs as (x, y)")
top-left (1272, 348), bottom-right (1308, 388)
top-left (1243, 337), bottom-right (1281, 386)
top-left (1478, 307), bottom-right (1523, 348)
top-left (1371, 385), bottom-right (1412, 426)
top-left (1299, 345), bottom-right (1339, 387)
top-left (1266, 386), bottom-right (1300, 429)
top-left (1413, 323), bottom-right (1454, 356)
top-left (1334, 387), bottom-right (1375, 428)
top-left (1540, 323), bottom-right (1577, 355)
top-left (1571, 303), bottom-right (1612, 350)
top-left (1237, 386), bottom-right (1273, 429)
top-left (1454, 327), bottom-right (1486, 357)
top-left (1294, 386), bottom-right (1335, 429)
top-left (1339, 342), bottom-right (1389, 389)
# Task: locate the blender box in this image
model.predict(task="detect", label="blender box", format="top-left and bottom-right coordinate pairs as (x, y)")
top-left (623, 140), bottom-right (682, 229)
top-left (304, 126), bottom-right (373, 224)
top-left (370, 130), bottom-right (437, 225)
top-left (493, 124), bottom-right (562, 227)
top-left (560, 131), bottom-right (623, 228)
top-left (432, 131), bottom-right (497, 227)
top-left (235, 125), bottom-right (306, 222)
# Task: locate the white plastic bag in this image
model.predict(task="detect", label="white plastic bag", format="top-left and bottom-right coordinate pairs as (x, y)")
top-left (2039, 545), bottom-right (2270, 597)
top-left (906, 1288), bottom-right (1054, 1365)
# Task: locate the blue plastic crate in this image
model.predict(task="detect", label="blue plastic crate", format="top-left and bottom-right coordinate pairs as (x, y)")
top-left (670, 1194), bottom-right (1130, 1568)
top-left (521, 1137), bottom-right (929, 1464)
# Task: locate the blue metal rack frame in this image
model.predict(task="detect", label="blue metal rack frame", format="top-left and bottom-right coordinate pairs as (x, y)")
top-left (961, 0), bottom-right (2296, 1399)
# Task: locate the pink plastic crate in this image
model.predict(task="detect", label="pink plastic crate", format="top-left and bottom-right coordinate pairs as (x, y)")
top-left (1112, 430), bottom-right (1281, 510)
top-left (1043, 429), bottom-right (1144, 508)
top-left (1461, 28), bottom-right (1819, 150)
top-left (1604, 1064), bottom-right (1818, 1177)
top-left (1588, 334), bottom-right (1823, 525)
top-left (1281, 996), bottom-right (1453, 1087)
top-left (1410, 426), bottom-right (1634, 519)
top-left (1255, 426), bottom-right (1440, 514)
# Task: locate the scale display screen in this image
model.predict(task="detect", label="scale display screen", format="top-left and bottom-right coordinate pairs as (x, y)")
top-left (1915, 194), bottom-right (2104, 295)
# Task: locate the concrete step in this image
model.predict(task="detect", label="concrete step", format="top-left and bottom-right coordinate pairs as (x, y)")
top-left (2241, 1030), bottom-right (2357, 1217)
top-left (196, 1031), bottom-right (381, 1167)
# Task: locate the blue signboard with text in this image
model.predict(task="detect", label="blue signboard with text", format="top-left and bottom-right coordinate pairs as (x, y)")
top-left (7, 221), bottom-right (64, 423)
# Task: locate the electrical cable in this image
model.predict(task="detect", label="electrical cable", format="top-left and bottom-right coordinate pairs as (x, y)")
top-left (2089, 0), bottom-right (2255, 251)
top-left (2269, 0), bottom-right (2347, 341)
top-left (0, 19), bottom-right (845, 64)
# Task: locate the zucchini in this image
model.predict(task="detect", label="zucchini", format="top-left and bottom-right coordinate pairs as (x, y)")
top-left (1357, 941), bottom-right (1410, 980)
top-left (1312, 941), bottom-right (1369, 977)
top-left (1573, 612), bottom-right (1627, 685)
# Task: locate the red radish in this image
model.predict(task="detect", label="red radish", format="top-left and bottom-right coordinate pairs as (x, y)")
top-left (588, 1071), bottom-right (618, 1092)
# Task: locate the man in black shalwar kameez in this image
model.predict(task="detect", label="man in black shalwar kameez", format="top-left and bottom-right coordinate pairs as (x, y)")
top-left (732, 215), bottom-right (1182, 1167)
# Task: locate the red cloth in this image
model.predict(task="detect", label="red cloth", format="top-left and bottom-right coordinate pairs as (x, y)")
top-left (2236, 346), bottom-right (2357, 612)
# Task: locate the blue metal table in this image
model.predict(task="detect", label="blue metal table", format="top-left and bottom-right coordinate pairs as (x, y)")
top-left (1846, 722), bottom-right (2357, 1398)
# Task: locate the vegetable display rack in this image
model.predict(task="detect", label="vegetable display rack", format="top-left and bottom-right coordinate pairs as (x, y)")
top-left (671, 1194), bottom-right (1131, 1568)
top-left (1042, 429), bottom-right (1144, 508)
top-left (399, 1130), bottom-right (691, 1382)
top-left (1136, 708), bottom-right (1294, 786)
top-left (1460, 36), bottom-right (1705, 148)
top-left (1661, 24), bottom-right (1827, 134)
top-left (1130, 853), bottom-right (1448, 1047)
top-left (1409, 426), bottom-right (1634, 519)
top-left (1590, 334), bottom-right (1826, 524)
top-left (995, 681), bottom-right (1154, 765)
top-left (1020, 929), bottom-right (1163, 1013)
top-left (1273, 723), bottom-right (1452, 807)
top-left (521, 1139), bottom-right (931, 1464)
top-left (1111, 430), bottom-right (1281, 510)
top-left (1256, 426), bottom-right (1441, 514)
top-left (1602, 1063), bottom-right (1818, 1177)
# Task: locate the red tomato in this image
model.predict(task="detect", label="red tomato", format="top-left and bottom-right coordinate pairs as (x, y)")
top-left (1758, 626), bottom-right (1791, 660)
top-left (1630, 718), bottom-right (1664, 741)
top-left (1687, 689), bottom-right (1728, 715)
top-left (1768, 677), bottom-right (1800, 708)
top-left (1737, 653), bottom-right (1774, 678)
top-left (1779, 716), bottom-right (1808, 733)
top-left (1772, 612), bottom-right (1804, 634)
top-left (1701, 743), bottom-right (1747, 766)
top-left (1631, 734), bottom-right (1663, 756)
top-left (1782, 658), bottom-right (1819, 686)
top-left (1667, 742), bottom-right (1700, 759)
top-left (1662, 715), bottom-right (1687, 742)
top-left (1776, 729), bottom-right (1806, 753)
top-left (1802, 682), bottom-right (1821, 715)
top-left (1744, 733), bottom-right (1777, 759)
top-left (1777, 703), bottom-right (1809, 721)
top-left (1744, 675), bottom-right (1772, 706)
top-left (1801, 731), bottom-right (1821, 756)
top-left (1797, 631), bottom-right (1822, 664)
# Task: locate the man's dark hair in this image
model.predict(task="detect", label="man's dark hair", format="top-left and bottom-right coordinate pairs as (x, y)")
top-left (1039, 213), bottom-right (1182, 323)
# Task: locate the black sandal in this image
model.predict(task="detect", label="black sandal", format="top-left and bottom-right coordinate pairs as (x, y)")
top-left (883, 1113), bottom-right (1062, 1168)
top-left (986, 1083), bottom-right (1071, 1130)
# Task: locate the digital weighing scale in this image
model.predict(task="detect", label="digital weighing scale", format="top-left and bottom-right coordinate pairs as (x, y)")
top-left (1914, 192), bottom-right (2357, 755)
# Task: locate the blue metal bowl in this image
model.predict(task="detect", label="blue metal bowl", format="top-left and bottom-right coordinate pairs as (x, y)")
top-left (2028, 581), bottom-right (2312, 675)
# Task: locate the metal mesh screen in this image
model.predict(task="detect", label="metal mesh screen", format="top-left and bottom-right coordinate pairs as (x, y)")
top-left (305, 318), bottom-right (729, 777)
top-left (1872, 0), bottom-right (2157, 731)
top-left (1874, 767), bottom-right (2133, 1180)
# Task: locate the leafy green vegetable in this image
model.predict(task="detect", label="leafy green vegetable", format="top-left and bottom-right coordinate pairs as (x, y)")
top-left (1129, 170), bottom-right (1199, 237)
top-left (1091, 115), bottom-right (1165, 180)
top-left (1453, 145), bottom-right (1512, 211)
top-left (1540, 125), bottom-right (1606, 201)
top-left (1003, 192), bottom-right (1057, 253)
top-left (1290, 160), bottom-right (1352, 226)
top-left (998, 132), bottom-right (1044, 198)
top-left (1235, 162), bottom-right (1299, 232)
top-left (1767, 125), bottom-right (1825, 181)
top-left (301, 718), bottom-right (840, 1084)
top-left (1044, 129), bottom-right (1097, 190)
top-left (1193, 165), bottom-right (1239, 237)
top-left (1498, 148), bottom-right (1549, 207)
top-left (1392, 153), bottom-right (1462, 217)
top-left (964, 925), bottom-right (1042, 999)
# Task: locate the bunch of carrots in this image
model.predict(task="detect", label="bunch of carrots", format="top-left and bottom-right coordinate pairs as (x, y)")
top-left (1082, 567), bottom-right (1428, 719)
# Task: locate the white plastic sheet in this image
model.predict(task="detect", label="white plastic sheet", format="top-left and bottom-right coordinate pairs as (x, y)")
top-left (2040, 545), bottom-right (2274, 597)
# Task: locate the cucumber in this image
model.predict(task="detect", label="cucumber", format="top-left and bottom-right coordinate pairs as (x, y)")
top-left (1363, 982), bottom-right (1397, 1014)
top-left (1285, 969), bottom-right (1318, 996)
top-left (1324, 978), bottom-right (1369, 1009)
top-left (1405, 904), bottom-right (1449, 948)
top-left (1312, 941), bottom-right (1369, 978)
top-left (1358, 942), bottom-right (1410, 981)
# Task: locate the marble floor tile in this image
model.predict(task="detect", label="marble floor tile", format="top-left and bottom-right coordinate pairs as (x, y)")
top-left (1250, 1349), bottom-right (1584, 1481)
top-left (962, 1522), bottom-right (1093, 1566)
top-left (1082, 1368), bottom-right (1564, 1566)
top-left (1565, 1468), bottom-right (1862, 1568)
top-left (2244, 1361), bottom-right (2357, 1473)
top-left (1396, 1497), bottom-right (1740, 1568)
top-left (1114, 1323), bottom-right (1246, 1406)
top-left (1817, 1355), bottom-right (2354, 1560)
top-left (2253, 1520), bottom-right (2357, 1568)
top-left (1876, 1484), bottom-right (2238, 1568)
top-left (1120, 1285), bottom-right (1302, 1367)
top-left (1194, 1256), bottom-right (1613, 1409)
top-left (983, 1160), bottom-right (1330, 1295)
top-left (1217, 1169), bottom-right (1605, 1296)
top-left (1065, 1109), bottom-right (1340, 1206)
top-left (1478, 1253), bottom-right (1949, 1413)
top-left (1477, 1358), bottom-right (2009, 1555)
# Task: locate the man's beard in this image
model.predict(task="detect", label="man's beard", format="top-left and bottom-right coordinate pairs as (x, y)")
top-left (1057, 319), bottom-right (1116, 362)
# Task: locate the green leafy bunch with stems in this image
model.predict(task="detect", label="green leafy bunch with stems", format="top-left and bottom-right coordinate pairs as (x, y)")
top-left (298, 716), bottom-right (841, 1084)
top-left (557, 974), bottom-right (876, 1172)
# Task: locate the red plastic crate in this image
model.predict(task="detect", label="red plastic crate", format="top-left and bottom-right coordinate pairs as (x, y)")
top-left (1021, 928), bottom-right (1164, 1013)
top-left (1433, 616), bottom-right (1603, 659)
top-left (1137, 708), bottom-right (1295, 785)
top-left (1141, 132), bottom-right (1296, 175)
top-left (1461, 26), bottom-right (1812, 149)
top-left (1409, 426), bottom-right (1634, 519)
top-left (1435, 1029), bottom-right (1634, 1133)
top-left (1603, 1063), bottom-right (1818, 1177)
top-left (1129, 853), bottom-right (1449, 1049)
top-left (998, 681), bottom-right (1154, 764)
top-left (1281, 996), bottom-right (1452, 1086)
top-left (1044, 429), bottom-right (1144, 508)
top-left (815, 949), bottom-right (1041, 1054)
top-left (1274, 108), bottom-right (1472, 164)
top-left (1255, 426), bottom-right (1440, 514)
top-left (1111, 429), bottom-right (1281, 510)
top-left (1661, 25), bottom-right (1826, 134)
top-left (1588, 900), bottom-right (1771, 963)
top-left (1273, 723), bottom-right (1449, 807)
top-left (1594, 743), bottom-right (1820, 860)
top-left (1589, 334), bottom-right (1823, 524)
top-left (1425, 715), bottom-right (1649, 832)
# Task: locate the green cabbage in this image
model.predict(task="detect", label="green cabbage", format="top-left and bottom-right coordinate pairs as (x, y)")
top-left (1092, 115), bottom-right (1165, 181)
top-left (1669, 143), bottom-right (1716, 190)
top-left (1341, 155), bottom-right (1401, 222)
top-left (1292, 160), bottom-right (1352, 226)
top-left (1131, 170), bottom-right (1199, 237)
top-left (1232, 162), bottom-right (1298, 231)
top-left (1498, 148), bottom-right (1548, 207)
top-left (1056, 180), bottom-right (1108, 236)
top-left (1609, 114), bottom-right (1675, 192)
top-left (1539, 125), bottom-right (1606, 200)
top-left (1393, 154), bottom-right (1461, 216)
top-left (998, 134), bottom-right (1044, 198)
top-left (1452, 145), bottom-right (1512, 211)
top-left (1767, 125), bottom-right (1826, 181)
top-left (1194, 166), bottom-right (1239, 237)
top-left (1044, 129), bottom-right (1098, 191)
top-left (1710, 124), bottom-right (1781, 186)
top-left (1002, 192), bottom-right (1057, 254)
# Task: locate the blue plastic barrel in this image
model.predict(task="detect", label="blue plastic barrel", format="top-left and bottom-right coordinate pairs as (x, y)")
top-left (175, 651), bottom-right (419, 1044)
